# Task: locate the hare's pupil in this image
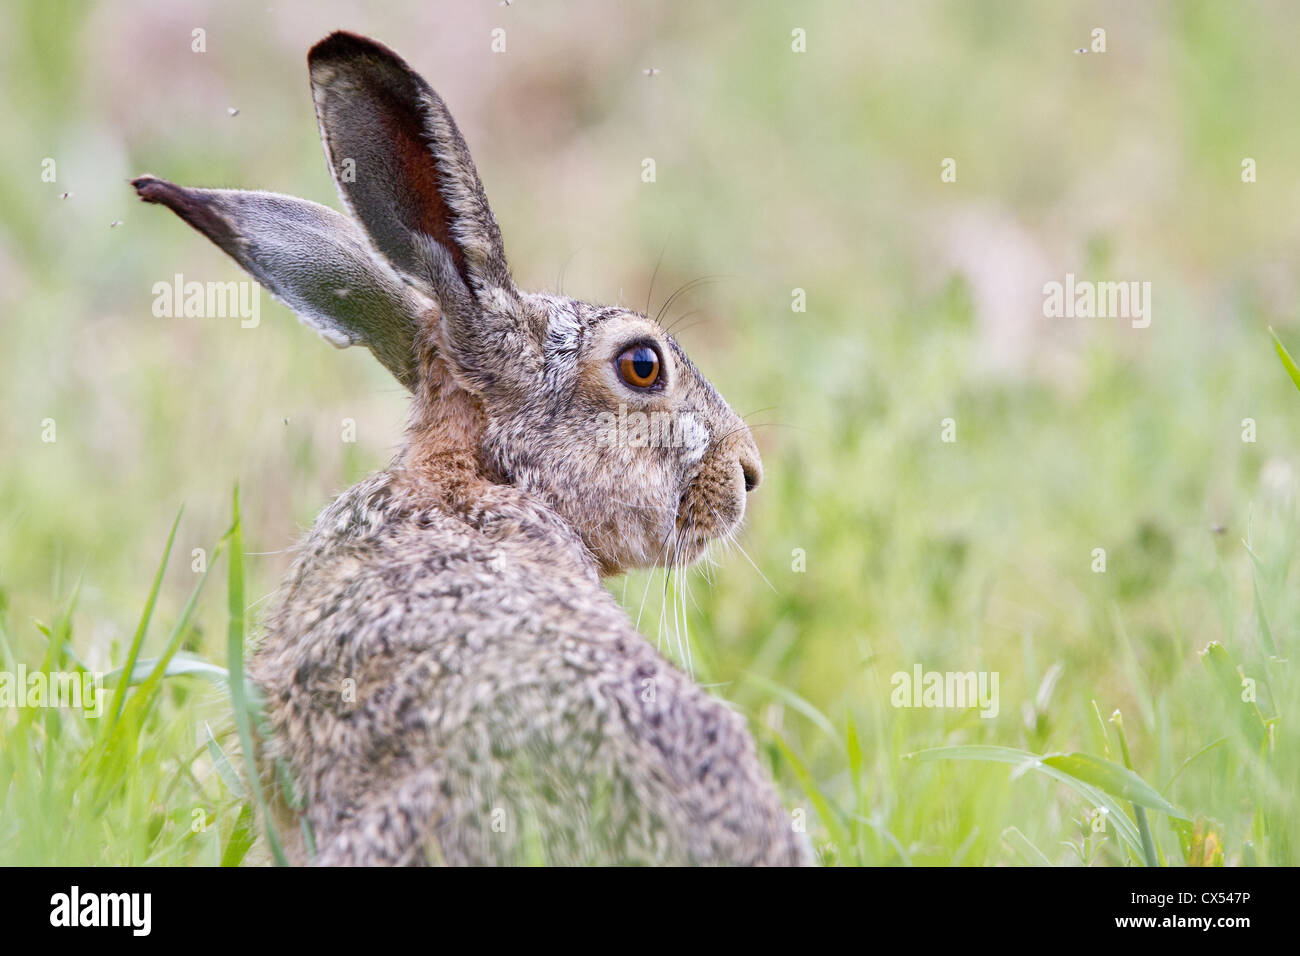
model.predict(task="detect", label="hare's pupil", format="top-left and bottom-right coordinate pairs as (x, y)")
top-left (631, 349), bottom-right (655, 378)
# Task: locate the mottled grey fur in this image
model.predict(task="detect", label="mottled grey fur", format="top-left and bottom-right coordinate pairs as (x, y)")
top-left (133, 31), bottom-right (807, 866)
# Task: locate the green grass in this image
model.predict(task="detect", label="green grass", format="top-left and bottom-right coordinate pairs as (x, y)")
top-left (0, 507), bottom-right (238, 864)
top-left (2, 0), bottom-right (1299, 865)
top-left (0, 490), bottom-right (291, 866)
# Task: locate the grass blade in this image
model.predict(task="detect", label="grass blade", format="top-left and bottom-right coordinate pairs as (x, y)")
top-left (204, 722), bottom-right (246, 799)
top-left (105, 508), bottom-right (182, 730)
top-left (744, 671), bottom-right (842, 747)
top-left (1163, 736), bottom-right (1229, 795)
top-left (1106, 710), bottom-right (1161, 867)
top-left (1269, 326), bottom-right (1300, 394)
top-left (906, 745), bottom-right (1146, 858)
top-left (766, 730), bottom-right (850, 853)
top-left (1199, 642), bottom-right (1270, 751)
top-left (1003, 826), bottom-right (1053, 866)
top-left (105, 653), bottom-right (229, 689)
top-left (117, 541), bottom-right (224, 723)
top-left (1241, 535), bottom-right (1279, 658)
top-left (1041, 752), bottom-right (1187, 820)
top-left (225, 487), bottom-right (288, 866)
top-left (220, 803), bottom-right (256, 867)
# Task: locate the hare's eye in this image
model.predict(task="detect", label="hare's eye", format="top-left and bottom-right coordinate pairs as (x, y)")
top-left (617, 345), bottom-right (661, 389)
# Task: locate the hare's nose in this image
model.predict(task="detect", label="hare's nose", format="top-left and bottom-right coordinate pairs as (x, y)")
top-left (739, 451), bottom-right (762, 493)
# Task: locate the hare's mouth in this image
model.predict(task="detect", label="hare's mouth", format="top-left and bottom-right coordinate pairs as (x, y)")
top-left (674, 468), bottom-right (746, 565)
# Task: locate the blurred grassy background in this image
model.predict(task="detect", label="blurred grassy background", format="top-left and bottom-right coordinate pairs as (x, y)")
top-left (1, 0), bottom-right (1297, 864)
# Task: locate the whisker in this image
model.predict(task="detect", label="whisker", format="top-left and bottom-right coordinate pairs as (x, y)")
top-left (730, 535), bottom-right (777, 594)
top-left (556, 246), bottom-right (584, 297)
top-left (653, 275), bottom-right (733, 327)
top-left (667, 319), bottom-right (709, 339)
top-left (247, 589), bottom-right (278, 611)
top-left (711, 424), bottom-right (754, 448)
top-left (636, 527), bottom-right (676, 631)
top-left (679, 573), bottom-right (693, 677)
top-left (645, 235), bottom-right (671, 316)
top-left (704, 499), bottom-right (778, 595)
top-left (673, 526), bottom-right (696, 678)
top-left (659, 558), bottom-right (674, 658)
top-left (682, 567), bottom-right (706, 615)
top-left (662, 308), bottom-right (704, 336)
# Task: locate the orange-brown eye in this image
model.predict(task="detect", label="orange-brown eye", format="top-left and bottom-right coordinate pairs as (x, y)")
top-left (617, 345), bottom-right (661, 388)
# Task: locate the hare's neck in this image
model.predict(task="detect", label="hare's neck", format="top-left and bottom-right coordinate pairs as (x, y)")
top-left (394, 353), bottom-right (601, 583)
top-left (401, 351), bottom-right (494, 482)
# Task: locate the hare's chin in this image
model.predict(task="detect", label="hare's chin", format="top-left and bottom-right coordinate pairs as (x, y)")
top-left (671, 498), bottom-right (738, 566)
top-left (669, 531), bottom-right (709, 567)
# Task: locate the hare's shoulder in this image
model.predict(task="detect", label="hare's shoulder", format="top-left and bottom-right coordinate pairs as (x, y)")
top-left (259, 470), bottom-right (671, 692)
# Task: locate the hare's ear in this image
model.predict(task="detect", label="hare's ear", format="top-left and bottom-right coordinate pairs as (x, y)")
top-left (131, 176), bottom-right (429, 389)
top-left (308, 32), bottom-right (535, 390)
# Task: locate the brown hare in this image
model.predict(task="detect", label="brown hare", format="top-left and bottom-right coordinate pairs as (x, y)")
top-left (133, 31), bottom-right (807, 866)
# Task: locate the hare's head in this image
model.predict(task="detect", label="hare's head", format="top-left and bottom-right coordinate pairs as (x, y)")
top-left (134, 31), bottom-right (760, 576)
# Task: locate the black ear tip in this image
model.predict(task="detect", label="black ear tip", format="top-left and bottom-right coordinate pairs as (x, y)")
top-left (131, 175), bottom-right (197, 214)
top-left (129, 177), bottom-right (234, 243)
top-left (131, 175), bottom-right (175, 203)
top-left (308, 30), bottom-right (403, 68)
